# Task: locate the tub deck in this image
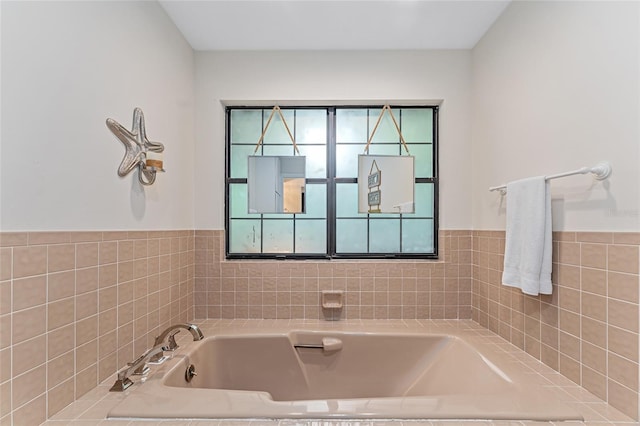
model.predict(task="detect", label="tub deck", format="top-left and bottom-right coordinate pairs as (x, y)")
top-left (104, 320), bottom-right (593, 421)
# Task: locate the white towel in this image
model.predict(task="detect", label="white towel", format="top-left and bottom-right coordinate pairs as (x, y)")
top-left (502, 176), bottom-right (552, 296)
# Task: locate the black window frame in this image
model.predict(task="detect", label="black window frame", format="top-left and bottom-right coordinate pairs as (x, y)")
top-left (225, 105), bottom-right (439, 260)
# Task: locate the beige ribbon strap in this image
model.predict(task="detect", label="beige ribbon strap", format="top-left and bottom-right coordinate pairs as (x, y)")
top-left (363, 105), bottom-right (410, 155)
top-left (253, 106), bottom-right (300, 155)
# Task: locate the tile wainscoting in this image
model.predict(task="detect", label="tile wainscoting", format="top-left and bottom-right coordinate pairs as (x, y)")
top-left (194, 230), bottom-right (473, 320)
top-left (0, 231), bottom-right (194, 425)
top-left (472, 230), bottom-right (640, 419)
top-left (1, 229), bottom-right (639, 423)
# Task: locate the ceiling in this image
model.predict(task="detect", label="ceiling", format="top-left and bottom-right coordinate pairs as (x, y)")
top-left (159, 1), bottom-right (511, 51)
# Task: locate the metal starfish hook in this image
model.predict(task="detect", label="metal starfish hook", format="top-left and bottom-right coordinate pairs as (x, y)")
top-left (106, 108), bottom-right (165, 185)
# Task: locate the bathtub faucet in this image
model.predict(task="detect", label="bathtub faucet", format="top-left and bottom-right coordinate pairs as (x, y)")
top-left (109, 324), bottom-right (204, 392)
top-left (148, 323), bottom-right (204, 362)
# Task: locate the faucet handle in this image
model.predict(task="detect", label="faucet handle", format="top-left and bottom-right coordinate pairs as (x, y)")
top-left (131, 363), bottom-right (150, 376)
top-left (166, 329), bottom-right (181, 351)
top-left (129, 345), bottom-right (167, 375)
top-left (129, 351), bottom-right (148, 366)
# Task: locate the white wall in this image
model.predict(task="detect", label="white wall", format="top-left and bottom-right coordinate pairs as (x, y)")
top-left (471, 1), bottom-right (640, 231)
top-left (7, 2), bottom-right (630, 234)
top-left (194, 50), bottom-right (473, 230)
top-left (1, 1), bottom-right (195, 231)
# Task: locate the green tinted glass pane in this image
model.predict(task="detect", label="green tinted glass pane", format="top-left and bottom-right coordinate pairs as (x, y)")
top-left (370, 211), bottom-right (404, 219)
top-left (229, 219), bottom-right (261, 253)
top-left (336, 219), bottom-right (367, 253)
top-left (336, 109), bottom-right (367, 143)
top-left (305, 184), bottom-right (326, 218)
top-left (230, 183), bottom-right (260, 218)
top-left (263, 220), bottom-right (293, 253)
top-left (295, 220), bottom-right (326, 253)
top-left (370, 219), bottom-right (400, 252)
top-left (402, 219), bottom-right (434, 253)
top-left (295, 109), bottom-right (327, 144)
top-left (336, 144), bottom-right (364, 177)
top-left (369, 108), bottom-right (400, 143)
top-left (263, 212), bottom-right (293, 219)
top-left (264, 109), bottom-right (295, 144)
top-left (262, 145), bottom-right (297, 156)
top-left (409, 144), bottom-right (433, 178)
top-left (336, 183), bottom-right (365, 218)
top-left (401, 109), bottom-right (432, 143)
top-left (231, 109), bottom-right (262, 144)
top-left (414, 183), bottom-right (434, 217)
top-left (230, 145), bottom-right (255, 178)
top-left (297, 145), bottom-right (326, 178)
top-left (367, 144), bottom-right (403, 156)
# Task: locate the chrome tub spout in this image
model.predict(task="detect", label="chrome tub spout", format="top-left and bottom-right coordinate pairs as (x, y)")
top-left (149, 323), bottom-right (204, 362)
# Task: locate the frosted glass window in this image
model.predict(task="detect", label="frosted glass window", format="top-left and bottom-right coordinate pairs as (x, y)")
top-left (336, 219), bottom-right (367, 252)
top-left (263, 109), bottom-right (295, 144)
top-left (408, 144), bottom-right (433, 178)
top-left (226, 105), bottom-right (438, 259)
top-left (296, 220), bottom-right (327, 253)
top-left (262, 212), bottom-right (293, 219)
top-left (230, 145), bottom-right (255, 178)
top-left (262, 145), bottom-right (297, 156)
top-left (297, 145), bottom-right (326, 178)
top-left (304, 184), bottom-right (327, 219)
top-left (370, 219), bottom-right (400, 252)
top-left (336, 109), bottom-right (367, 143)
top-left (402, 219), bottom-right (434, 253)
top-left (229, 184), bottom-right (260, 219)
top-left (367, 144), bottom-right (403, 156)
top-left (401, 109), bottom-right (433, 143)
top-left (231, 109), bottom-right (262, 143)
top-left (295, 109), bottom-right (327, 144)
top-left (229, 220), bottom-right (261, 253)
top-left (336, 144), bottom-right (364, 178)
top-left (368, 108), bottom-right (401, 143)
top-left (263, 220), bottom-right (293, 253)
top-left (336, 183), bottom-right (365, 218)
top-left (414, 183), bottom-right (434, 217)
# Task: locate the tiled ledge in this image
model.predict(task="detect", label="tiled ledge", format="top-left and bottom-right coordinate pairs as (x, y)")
top-left (42, 319), bottom-right (636, 426)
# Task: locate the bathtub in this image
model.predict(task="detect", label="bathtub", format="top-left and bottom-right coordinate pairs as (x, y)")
top-left (108, 323), bottom-right (583, 421)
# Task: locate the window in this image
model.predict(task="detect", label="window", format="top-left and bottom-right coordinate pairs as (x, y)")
top-left (225, 105), bottom-right (438, 259)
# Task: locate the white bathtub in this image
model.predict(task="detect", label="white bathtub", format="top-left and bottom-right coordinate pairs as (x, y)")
top-left (108, 324), bottom-right (583, 421)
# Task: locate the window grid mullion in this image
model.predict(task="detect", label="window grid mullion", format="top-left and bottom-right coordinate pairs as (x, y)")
top-left (366, 108), bottom-right (371, 254)
top-left (292, 110), bottom-right (297, 252)
top-left (327, 108), bottom-right (337, 257)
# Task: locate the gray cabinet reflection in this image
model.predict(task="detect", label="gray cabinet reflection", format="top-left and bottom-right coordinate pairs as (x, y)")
top-left (248, 156), bottom-right (306, 214)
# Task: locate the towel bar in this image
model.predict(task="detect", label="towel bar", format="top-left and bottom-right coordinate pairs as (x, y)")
top-left (489, 161), bottom-right (612, 194)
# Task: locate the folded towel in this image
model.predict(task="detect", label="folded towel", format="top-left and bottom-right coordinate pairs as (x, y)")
top-left (502, 176), bottom-right (552, 295)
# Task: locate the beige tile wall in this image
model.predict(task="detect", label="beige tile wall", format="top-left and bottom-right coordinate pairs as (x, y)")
top-left (0, 231), bottom-right (194, 425)
top-left (2, 228), bottom-right (637, 423)
top-left (193, 230), bottom-right (473, 320)
top-left (471, 230), bottom-right (640, 420)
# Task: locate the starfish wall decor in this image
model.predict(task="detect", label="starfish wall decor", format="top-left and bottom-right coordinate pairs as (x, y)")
top-left (106, 107), bottom-right (165, 186)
